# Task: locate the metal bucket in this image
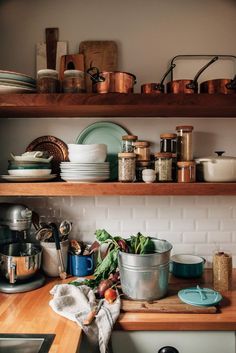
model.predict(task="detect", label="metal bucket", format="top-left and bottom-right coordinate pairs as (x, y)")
top-left (118, 238), bottom-right (172, 300)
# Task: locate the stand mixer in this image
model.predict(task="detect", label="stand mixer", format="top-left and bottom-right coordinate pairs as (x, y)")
top-left (0, 203), bottom-right (45, 293)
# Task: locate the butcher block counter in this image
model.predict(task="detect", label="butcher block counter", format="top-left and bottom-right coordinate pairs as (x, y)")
top-left (0, 270), bottom-right (236, 353)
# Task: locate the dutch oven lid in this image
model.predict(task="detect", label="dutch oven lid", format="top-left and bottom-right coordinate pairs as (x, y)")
top-left (195, 151), bottom-right (236, 162)
top-left (178, 285), bottom-right (222, 307)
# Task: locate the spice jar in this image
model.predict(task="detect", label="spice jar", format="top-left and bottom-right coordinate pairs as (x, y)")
top-left (122, 135), bottom-right (138, 153)
top-left (213, 251), bottom-right (232, 291)
top-left (177, 161), bottom-right (196, 183)
top-left (133, 141), bottom-right (150, 161)
top-left (160, 133), bottom-right (177, 154)
top-left (154, 152), bottom-right (172, 182)
top-left (62, 70), bottom-right (86, 93)
top-left (118, 152), bottom-right (136, 182)
top-left (37, 69), bottom-right (60, 93)
top-left (176, 125), bottom-right (193, 161)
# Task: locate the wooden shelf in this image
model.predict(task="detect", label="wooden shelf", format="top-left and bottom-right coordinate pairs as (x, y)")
top-left (0, 93), bottom-right (236, 118)
top-left (0, 182), bottom-right (235, 196)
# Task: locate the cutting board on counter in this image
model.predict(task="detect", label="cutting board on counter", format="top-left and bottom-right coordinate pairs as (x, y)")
top-left (121, 294), bottom-right (218, 314)
top-left (79, 40), bottom-right (118, 92)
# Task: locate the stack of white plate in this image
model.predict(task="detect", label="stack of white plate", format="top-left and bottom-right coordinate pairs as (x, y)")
top-left (60, 162), bottom-right (110, 182)
top-left (0, 70), bottom-right (36, 93)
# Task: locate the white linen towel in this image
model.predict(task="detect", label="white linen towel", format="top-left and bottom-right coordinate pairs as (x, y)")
top-left (49, 284), bottom-right (120, 353)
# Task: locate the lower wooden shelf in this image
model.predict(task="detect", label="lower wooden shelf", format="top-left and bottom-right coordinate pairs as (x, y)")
top-left (0, 182), bottom-right (236, 196)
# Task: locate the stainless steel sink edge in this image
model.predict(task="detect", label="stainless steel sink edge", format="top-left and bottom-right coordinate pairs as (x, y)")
top-left (0, 333), bottom-right (55, 353)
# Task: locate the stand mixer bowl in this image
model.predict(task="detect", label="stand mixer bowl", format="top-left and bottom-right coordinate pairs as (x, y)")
top-left (0, 243), bottom-right (42, 284)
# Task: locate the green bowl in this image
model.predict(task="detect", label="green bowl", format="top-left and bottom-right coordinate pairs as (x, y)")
top-left (170, 254), bottom-right (205, 278)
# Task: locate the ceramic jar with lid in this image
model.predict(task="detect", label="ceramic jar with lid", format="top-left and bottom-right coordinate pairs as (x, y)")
top-left (118, 152), bottom-right (136, 182)
top-left (62, 70), bottom-right (86, 93)
top-left (154, 152), bottom-right (173, 182)
top-left (37, 69), bottom-right (60, 93)
top-left (176, 125), bottom-right (194, 161)
top-left (133, 141), bottom-right (150, 161)
top-left (122, 135), bottom-right (138, 153)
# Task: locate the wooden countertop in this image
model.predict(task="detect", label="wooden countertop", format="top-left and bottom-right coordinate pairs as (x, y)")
top-left (0, 270), bottom-right (236, 353)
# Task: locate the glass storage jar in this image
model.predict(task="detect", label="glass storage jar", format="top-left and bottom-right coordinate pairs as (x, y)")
top-left (154, 152), bottom-right (173, 182)
top-left (62, 70), bottom-right (86, 93)
top-left (37, 69), bottom-right (60, 93)
top-left (136, 160), bottom-right (151, 182)
top-left (177, 161), bottom-right (196, 183)
top-left (176, 125), bottom-right (193, 161)
top-left (160, 133), bottom-right (177, 154)
top-left (122, 135), bottom-right (138, 153)
top-left (133, 141), bottom-right (150, 161)
top-left (118, 152), bottom-right (136, 182)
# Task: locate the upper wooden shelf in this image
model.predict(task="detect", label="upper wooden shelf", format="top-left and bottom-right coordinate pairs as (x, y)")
top-left (0, 93), bottom-right (236, 118)
top-left (0, 182), bottom-right (235, 196)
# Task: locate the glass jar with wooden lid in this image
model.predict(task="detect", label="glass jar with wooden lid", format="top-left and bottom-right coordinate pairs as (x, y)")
top-left (133, 141), bottom-right (150, 161)
top-left (177, 161), bottom-right (196, 183)
top-left (176, 125), bottom-right (194, 161)
top-left (118, 152), bottom-right (136, 182)
top-left (160, 133), bottom-right (177, 154)
top-left (154, 152), bottom-right (173, 182)
top-left (122, 135), bottom-right (138, 153)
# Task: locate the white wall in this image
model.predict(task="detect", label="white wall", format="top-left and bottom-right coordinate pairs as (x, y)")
top-left (1, 0), bottom-right (236, 267)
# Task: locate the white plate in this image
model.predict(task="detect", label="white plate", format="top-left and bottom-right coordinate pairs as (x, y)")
top-left (60, 162), bottom-right (109, 166)
top-left (1, 174), bottom-right (57, 182)
top-left (8, 169), bottom-right (51, 176)
top-left (61, 175), bottom-right (109, 182)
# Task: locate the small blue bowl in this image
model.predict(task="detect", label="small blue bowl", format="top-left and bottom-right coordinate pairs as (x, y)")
top-left (170, 254), bottom-right (206, 278)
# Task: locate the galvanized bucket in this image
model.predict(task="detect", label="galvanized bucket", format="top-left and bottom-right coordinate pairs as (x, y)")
top-left (118, 238), bottom-right (172, 300)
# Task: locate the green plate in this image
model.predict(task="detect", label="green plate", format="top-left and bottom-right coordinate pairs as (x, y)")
top-left (76, 122), bottom-right (129, 180)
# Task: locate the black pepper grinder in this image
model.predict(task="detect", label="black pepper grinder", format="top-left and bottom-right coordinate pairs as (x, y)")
top-left (158, 346), bottom-right (179, 353)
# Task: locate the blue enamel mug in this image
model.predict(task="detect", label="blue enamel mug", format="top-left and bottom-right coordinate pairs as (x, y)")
top-left (68, 253), bottom-right (94, 277)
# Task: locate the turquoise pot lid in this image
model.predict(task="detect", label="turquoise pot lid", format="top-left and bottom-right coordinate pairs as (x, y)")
top-left (178, 285), bottom-right (222, 307)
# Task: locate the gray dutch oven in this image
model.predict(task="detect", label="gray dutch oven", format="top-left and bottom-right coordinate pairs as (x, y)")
top-left (170, 254), bottom-right (205, 278)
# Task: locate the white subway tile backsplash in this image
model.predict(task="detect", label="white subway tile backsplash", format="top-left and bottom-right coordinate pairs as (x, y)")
top-left (145, 196), bottom-right (171, 207)
top-left (6, 193), bottom-right (236, 261)
top-left (171, 220), bottom-right (195, 231)
top-left (196, 219), bottom-right (220, 231)
top-left (208, 232), bottom-right (232, 243)
top-left (183, 232), bottom-right (207, 243)
top-left (183, 208), bottom-right (207, 219)
top-left (158, 208), bottom-right (182, 219)
top-left (220, 219), bottom-right (236, 231)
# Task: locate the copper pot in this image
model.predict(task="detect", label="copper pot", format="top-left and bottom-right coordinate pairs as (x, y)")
top-left (167, 56), bottom-right (218, 94)
top-left (141, 64), bottom-right (176, 94)
top-left (200, 75), bottom-right (236, 94)
top-left (87, 67), bottom-right (136, 93)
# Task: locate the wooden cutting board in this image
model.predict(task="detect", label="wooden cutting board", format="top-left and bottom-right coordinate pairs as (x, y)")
top-left (79, 40), bottom-right (118, 92)
top-left (59, 54), bottom-right (84, 80)
top-left (121, 294), bottom-right (218, 314)
top-left (36, 28), bottom-right (68, 73)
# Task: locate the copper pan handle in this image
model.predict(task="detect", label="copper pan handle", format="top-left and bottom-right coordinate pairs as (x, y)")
top-left (186, 56), bottom-right (219, 90)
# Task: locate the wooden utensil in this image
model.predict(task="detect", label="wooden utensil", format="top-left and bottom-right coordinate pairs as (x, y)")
top-left (36, 27), bottom-right (67, 72)
top-left (79, 40), bottom-right (118, 92)
top-left (83, 300), bottom-right (104, 326)
top-left (46, 28), bottom-right (58, 70)
top-left (59, 54), bottom-right (85, 80)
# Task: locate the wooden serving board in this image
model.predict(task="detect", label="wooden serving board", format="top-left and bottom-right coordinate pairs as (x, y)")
top-left (59, 54), bottom-right (84, 80)
top-left (79, 40), bottom-right (118, 92)
top-left (121, 294), bottom-right (218, 314)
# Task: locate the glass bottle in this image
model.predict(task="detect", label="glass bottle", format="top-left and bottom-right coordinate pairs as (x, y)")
top-left (118, 152), bottom-right (136, 182)
top-left (160, 133), bottom-right (177, 154)
top-left (176, 125), bottom-right (193, 161)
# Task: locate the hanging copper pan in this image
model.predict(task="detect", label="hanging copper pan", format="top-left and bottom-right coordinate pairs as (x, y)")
top-left (141, 64), bottom-right (176, 94)
top-left (166, 56), bottom-right (218, 94)
top-left (200, 75), bottom-right (236, 94)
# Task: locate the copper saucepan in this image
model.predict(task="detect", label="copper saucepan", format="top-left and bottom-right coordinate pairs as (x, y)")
top-left (166, 56), bottom-right (219, 94)
top-left (200, 75), bottom-right (236, 94)
top-left (141, 64), bottom-right (176, 94)
top-left (87, 67), bottom-right (136, 93)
